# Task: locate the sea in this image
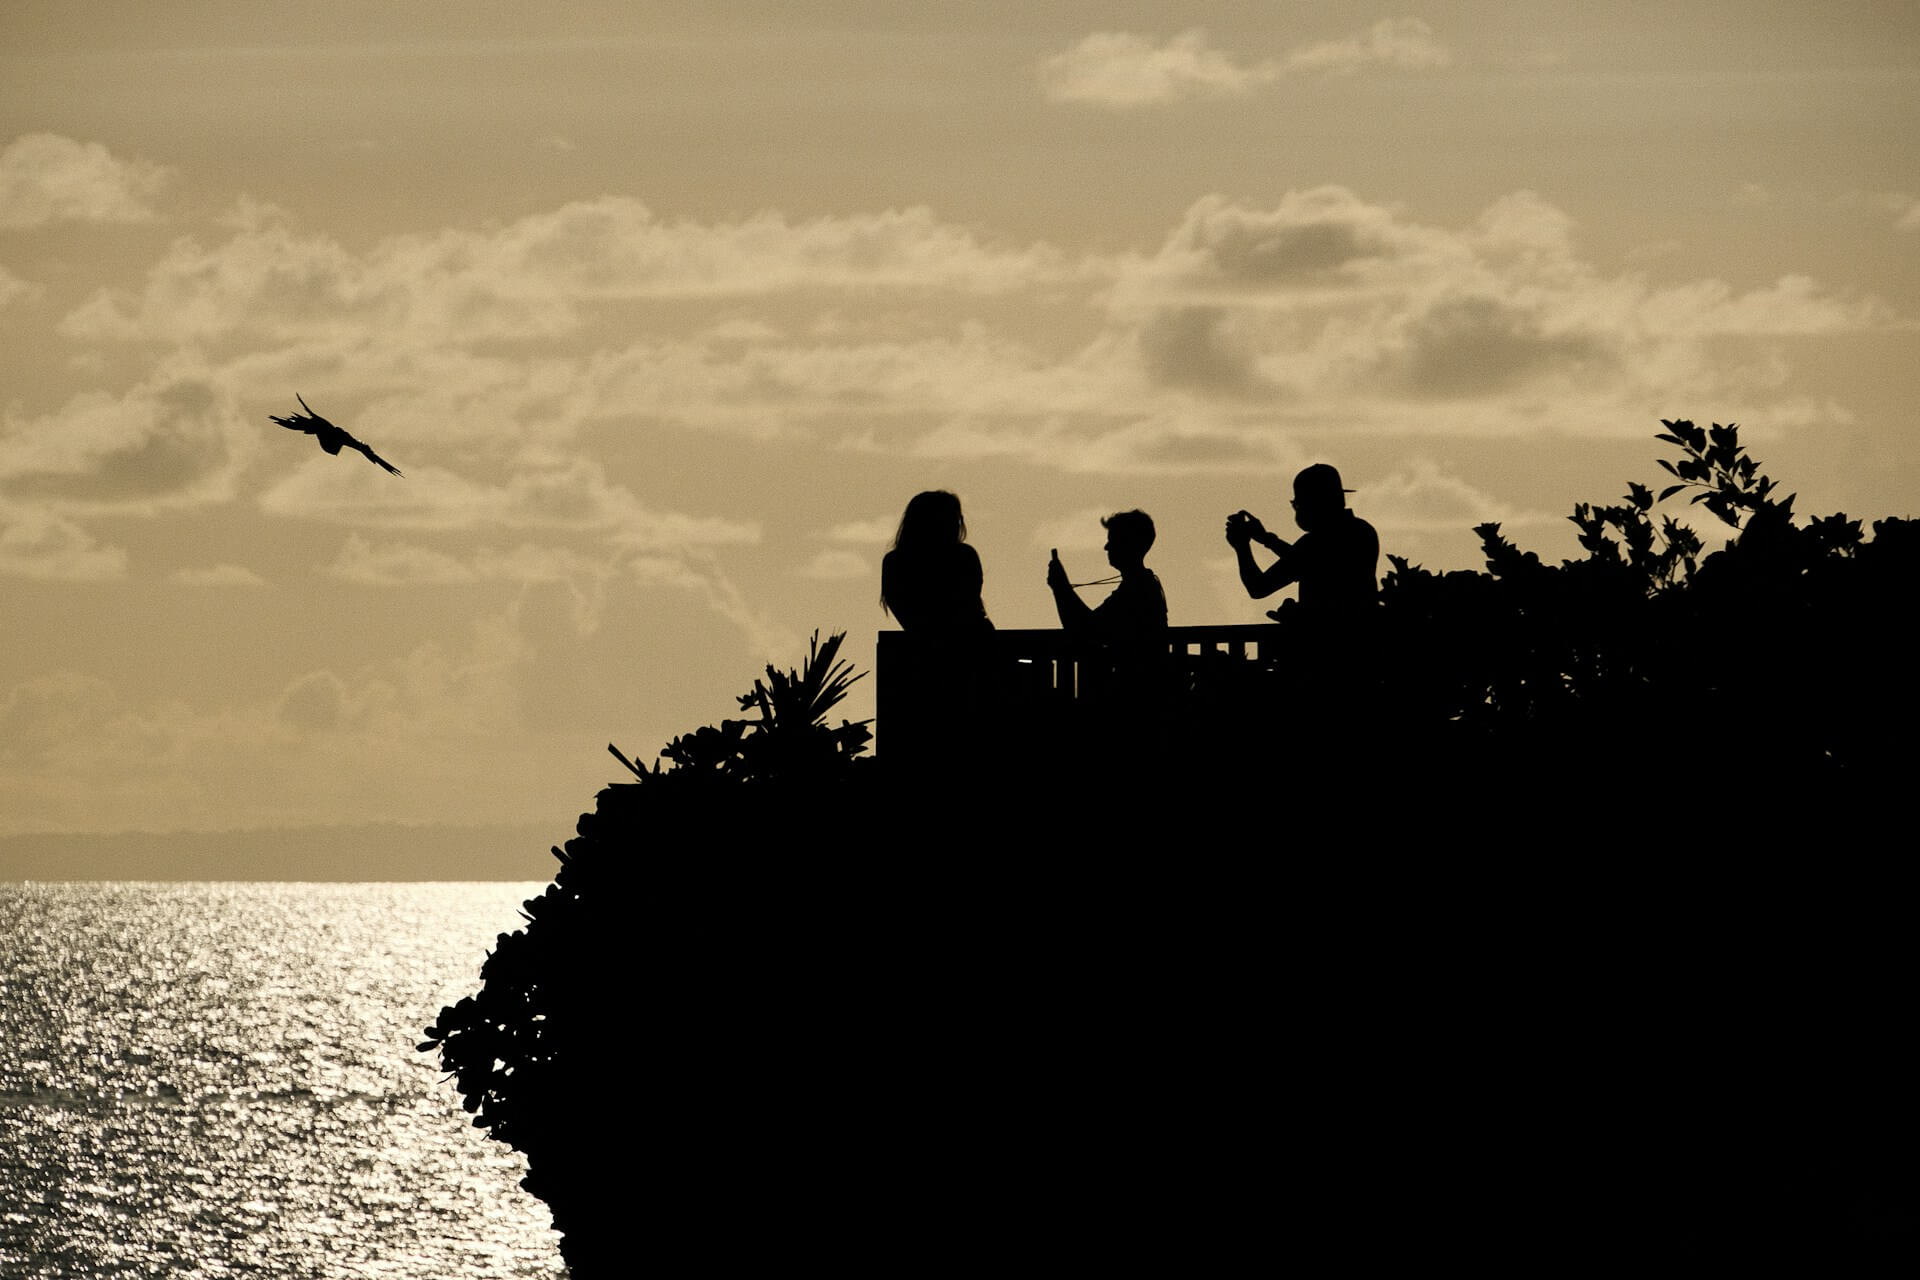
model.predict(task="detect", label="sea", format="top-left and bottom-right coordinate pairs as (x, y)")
top-left (0, 882), bottom-right (568, 1278)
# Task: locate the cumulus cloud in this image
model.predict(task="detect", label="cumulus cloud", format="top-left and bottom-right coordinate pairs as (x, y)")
top-left (1135, 305), bottom-right (1272, 395)
top-left (323, 534), bottom-right (481, 586)
top-left (260, 455), bottom-right (760, 550)
top-left (1282, 18), bottom-right (1451, 76)
top-left (0, 374), bottom-right (250, 513)
top-left (1380, 295), bottom-right (1613, 399)
top-left (0, 510), bottom-right (128, 581)
top-left (1039, 29), bottom-right (1279, 106)
top-left (1362, 462), bottom-right (1548, 533)
top-left (62, 198), bottom-right (1077, 346)
top-left (913, 411), bottom-right (1296, 475)
top-left (0, 134), bottom-right (169, 228)
top-left (322, 535), bottom-right (631, 633)
top-left (795, 548), bottom-right (869, 580)
top-left (1099, 186), bottom-right (1889, 439)
top-left (1040, 19), bottom-right (1451, 107)
top-left (823, 515), bottom-right (897, 544)
top-left (1119, 188), bottom-right (1456, 299)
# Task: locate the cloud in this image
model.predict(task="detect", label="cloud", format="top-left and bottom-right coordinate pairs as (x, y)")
top-left (0, 373), bottom-right (250, 513)
top-left (0, 509), bottom-right (128, 581)
top-left (1120, 188), bottom-right (1455, 298)
top-left (1282, 17), bottom-right (1452, 76)
top-left (321, 535), bottom-right (632, 633)
top-left (323, 534), bottom-right (481, 585)
top-left (1636, 274), bottom-right (1891, 337)
top-left (260, 456), bottom-right (760, 550)
top-left (795, 549), bottom-right (870, 580)
top-left (0, 672), bottom-right (121, 762)
top-left (1362, 462), bottom-right (1548, 534)
top-left (1096, 187), bottom-right (1890, 442)
top-left (1135, 305), bottom-right (1271, 394)
top-left (62, 198), bottom-right (1077, 346)
top-left (170, 564), bottom-right (268, 587)
top-left (1897, 202), bottom-right (1920, 233)
top-left (0, 609), bottom-right (553, 833)
top-left (0, 264), bottom-right (42, 308)
top-left (823, 516), bottom-right (897, 545)
top-left (1039, 29), bottom-right (1278, 106)
top-left (1040, 19), bottom-right (1451, 108)
top-left (1380, 295), bottom-right (1613, 399)
top-left (0, 134), bottom-right (169, 228)
top-left (913, 411), bottom-right (1297, 475)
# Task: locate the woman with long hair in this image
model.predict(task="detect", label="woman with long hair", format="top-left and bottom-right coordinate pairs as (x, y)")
top-left (881, 490), bottom-right (993, 634)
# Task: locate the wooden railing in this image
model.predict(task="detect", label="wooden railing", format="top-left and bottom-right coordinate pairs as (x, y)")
top-left (876, 625), bottom-right (1285, 759)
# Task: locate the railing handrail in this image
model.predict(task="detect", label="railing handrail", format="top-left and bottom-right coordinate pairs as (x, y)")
top-left (876, 624), bottom-right (1292, 760)
top-left (878, 622), bottom-right (1283, 659)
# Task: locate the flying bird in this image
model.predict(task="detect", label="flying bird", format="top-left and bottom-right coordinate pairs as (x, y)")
top-left (270, 394), bottom-right (404, 477)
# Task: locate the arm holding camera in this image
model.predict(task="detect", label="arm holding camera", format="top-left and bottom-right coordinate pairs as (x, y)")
top-left (1225, 510), bottom-right (1297, 600)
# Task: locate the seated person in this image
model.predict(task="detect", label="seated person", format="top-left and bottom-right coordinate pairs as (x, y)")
top-left (1225, 464), bottom-right (1378, 615)
top-left (881, 490), bottom-right (993, 635)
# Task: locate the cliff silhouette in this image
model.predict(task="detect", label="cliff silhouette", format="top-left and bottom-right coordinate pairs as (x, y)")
top-left (423, 424), bottom-right (1918, 1270)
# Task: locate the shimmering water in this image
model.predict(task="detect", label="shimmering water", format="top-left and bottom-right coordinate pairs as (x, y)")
top-left (0, 882), bottom-right (566, 1277)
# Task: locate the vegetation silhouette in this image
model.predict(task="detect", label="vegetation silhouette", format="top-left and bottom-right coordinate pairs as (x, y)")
top-left (423, 424), bottom-right (1916, 1270)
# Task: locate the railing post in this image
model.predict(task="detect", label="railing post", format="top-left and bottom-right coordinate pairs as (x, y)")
top-left (879, 624), bottom-right (1284, 760)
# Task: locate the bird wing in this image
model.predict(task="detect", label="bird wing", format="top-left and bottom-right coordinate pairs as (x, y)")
top-left (269, 393), bottom-right (336, 436)
top-left (348, 437), bottom-right (404, 477)
top-left (269, 394), bottom-right (404, 476)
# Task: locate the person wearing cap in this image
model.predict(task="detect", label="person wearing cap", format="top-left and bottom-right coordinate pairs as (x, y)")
top-left (1224, 464), bottom-right (1378, 613)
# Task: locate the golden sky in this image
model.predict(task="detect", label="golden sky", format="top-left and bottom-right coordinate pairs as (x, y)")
top-left (3, 2), bottom-right (1917, 845)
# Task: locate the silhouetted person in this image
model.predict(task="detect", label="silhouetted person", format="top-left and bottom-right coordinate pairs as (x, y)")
top-left (1226, 466), bottom-right (1381, 758)
top-left (1048, 510), bottom-right (1167, 646)
top-left (1046, 510), bottom-right (1170, 759)
top-left (881, 490), bottom-right (994, 771)
top-left (1226, 464), bottom-right (1376, 614)
top-left (882, 491), bottom-right (993, 635)
top-left (270, 394), bottom-right (404, 476)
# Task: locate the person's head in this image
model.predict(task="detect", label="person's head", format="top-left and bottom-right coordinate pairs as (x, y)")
top-left (1101, 509), bottom-right (1155, 570)
top-left (893, 490), bottom-right (966, 549)
top-left (1291, 464), bottom-right (1352, 531)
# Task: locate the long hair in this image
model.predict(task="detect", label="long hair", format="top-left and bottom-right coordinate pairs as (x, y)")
top-left (882, 490), bottom-right (968, 616)
top-left (892, 490), bottom-right (966, 550)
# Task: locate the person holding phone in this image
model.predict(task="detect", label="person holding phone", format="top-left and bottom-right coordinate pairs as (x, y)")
top-left (1047, 509), bottom-right (1166, 650)
top-left (1225, 464), bottom-right (1377, 616)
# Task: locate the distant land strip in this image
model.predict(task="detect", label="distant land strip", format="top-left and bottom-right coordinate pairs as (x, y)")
top-left (0, 821), bottom-right (564, 882)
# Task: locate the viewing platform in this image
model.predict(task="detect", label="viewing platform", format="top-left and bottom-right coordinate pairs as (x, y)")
top-left (876, 624), bottom-right (1296, 761)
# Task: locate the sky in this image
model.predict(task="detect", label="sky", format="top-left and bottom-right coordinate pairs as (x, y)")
top-left (2, 2), bottom-right (1917, 853)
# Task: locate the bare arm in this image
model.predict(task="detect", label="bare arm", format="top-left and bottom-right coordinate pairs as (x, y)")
top-left (1226, 512), bottom-right (1297, 599)
top-left (1047, 551), bottom-right (1094, 631)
